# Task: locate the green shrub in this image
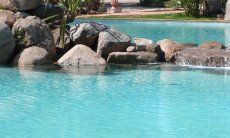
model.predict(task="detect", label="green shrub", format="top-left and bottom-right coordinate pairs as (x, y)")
top-left (81, 0), bottom-right (104, 14)
top-left (169, 0), bottom-right (227, 17)
top-left (169, 0), bottom-right (200, 16)
top-left (140, 0), bottom-right (167, 7)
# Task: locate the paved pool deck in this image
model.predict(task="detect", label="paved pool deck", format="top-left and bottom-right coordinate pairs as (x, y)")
top-left (78, 1), bottom-right (183, 18)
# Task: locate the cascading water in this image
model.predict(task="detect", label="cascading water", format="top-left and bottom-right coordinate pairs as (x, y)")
top-left (174, 48), bottom-right (230, 67)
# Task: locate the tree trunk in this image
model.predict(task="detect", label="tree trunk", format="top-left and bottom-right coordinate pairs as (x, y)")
top-left (225, 0), bottom-right (230, 20)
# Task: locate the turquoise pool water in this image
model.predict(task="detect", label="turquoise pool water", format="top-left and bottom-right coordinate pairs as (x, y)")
top-left (0, 65), bottom-right (230, 138)
top-left (77, 19), bottom-right (230, 46)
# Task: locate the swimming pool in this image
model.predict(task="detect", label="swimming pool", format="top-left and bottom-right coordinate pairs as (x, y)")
top-left (77, 19), bottom-right (230, 46)
top-left (0, 65), bottom-right (230, 138)
top-left (1, 20), bottom-right (230, 138)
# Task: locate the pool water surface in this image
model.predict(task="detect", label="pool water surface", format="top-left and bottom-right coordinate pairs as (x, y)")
top-left (77, 19), bottom-right (230, 46)
top-left (0, 65), bottom-right (230, 138)
top-left (1, 20), bottom-right (230, 138)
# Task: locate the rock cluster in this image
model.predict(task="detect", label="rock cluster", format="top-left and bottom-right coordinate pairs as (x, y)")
top-left (0, 0), bottom-right (230, 68)
top-left (0, 0), bottom-right (57, 66)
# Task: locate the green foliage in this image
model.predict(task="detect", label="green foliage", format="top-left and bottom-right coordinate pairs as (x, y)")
top-left (169, 0), bottom-right (200, 16)
top-left (59, 0), bottom-right (82, 16)
top-left (14, 29), bottom-right (27, 51)
top-left (58, 0), bottom-right (82, 48)
top-left (169, 0), bottom-right (227, 17)
top-left (81, 0), bottom-right (104, 14)
top-left (181, 0), bottom-right (200, 16)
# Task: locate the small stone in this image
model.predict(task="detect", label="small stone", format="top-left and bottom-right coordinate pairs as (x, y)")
top-left (134, 38), bottom-right (155, 52)
top-left (126, 46), bottom-right (136, 52)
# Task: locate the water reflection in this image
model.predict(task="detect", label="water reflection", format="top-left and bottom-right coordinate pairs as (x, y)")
top-left (12, 64), bottom-right (230, 77)
top-left (59, 66), bottom-right (106, 75)
top-left (16, 65), bottom-right (106, 75)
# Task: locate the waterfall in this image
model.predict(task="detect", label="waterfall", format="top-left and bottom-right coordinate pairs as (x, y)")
top-left (175, 48), bottom-right (230, 67)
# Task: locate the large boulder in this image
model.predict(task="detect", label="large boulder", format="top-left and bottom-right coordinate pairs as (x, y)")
top-left (0, 0), bottom-right (42, 12)
top-left (58, 44), bottom-right (106, 66)
top-left (134, 38), bottom-right (155, 52)
top-left (70, 22), bottom-right (108, 50)
top-left (0, 23), bottom-right (15, 64)
top-left (107, 52), bottom-right (158, 64)
top-left (97, 29), bottom-right (131, 59)
top-left (12, 16), bottom-right (55, 57)
top-left (155, 39), bottom-right (183, 62)
top-left (174, 48), bottom-right (230, 67)
top-left (0, 10), bottom-right (15, 27)
top-left (13, 46), bottom-right (52, 66)
top-left (198, 41), bottom-right (226, 50)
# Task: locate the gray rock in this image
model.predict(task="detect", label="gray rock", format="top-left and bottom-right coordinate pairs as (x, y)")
top-left (97, 29), bottom-right (131, 59)
top-left (12, 16), bottom-right (55, 57)
top-left (13, 46), bottom-right (52, 66)
top-left (134, 38), bottom-right (155, 52)
top-left (14, 12), bottom-right (31, 19)
top-left (70, 22), bottom-right (108, 50)
top-left (0, 0), bottom-right (42, 12)
top-left (58, 44), bottom-right (106, 66)
top-left (107, 52), bottom-right (158, 64)
top-left (155, 39), bottom-right (183, 62)
top-left (0, 10), bottom-right (15, 27)
top-left (198, 41), bottom-right (226, 50)
top-left (0, 23), bottom-right (15, 64)
top-left (174, 48), bottom-right (230, 67)
top-left (126, 46), bottom-right (136, 52)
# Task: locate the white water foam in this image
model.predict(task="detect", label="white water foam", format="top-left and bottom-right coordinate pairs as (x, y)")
top-left (178, 64), bottom-right (230, 70)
